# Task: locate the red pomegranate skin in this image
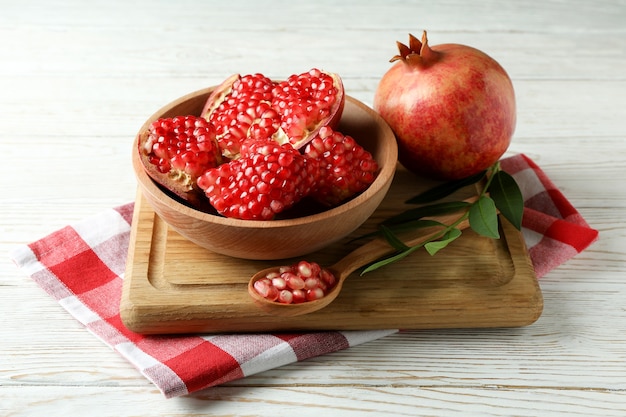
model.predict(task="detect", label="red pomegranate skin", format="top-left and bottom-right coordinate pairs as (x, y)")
top-left (374, 32), bottom-right (516, 180)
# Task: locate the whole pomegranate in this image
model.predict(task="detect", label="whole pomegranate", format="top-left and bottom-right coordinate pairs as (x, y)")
top-left (374, 31), bottom-right (516, 180)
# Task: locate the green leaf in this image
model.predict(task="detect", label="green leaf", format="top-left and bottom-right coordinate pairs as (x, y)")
top-left (405, 170), bottom-right (487, 204)
top-left (488, 170), bottom-right (524, 230)
top-left (361, 246), bottom-right (420, 274)
top-left (468, 196), bottom-right (500, 238)
top-left (379, 225), bottom-right (410, 251)
top-left (424, 227), bottom-right (462, 255)
top-left (382, 219), bottom-right (447, 237)
top-left (382, 201), bottom-right (471, 226)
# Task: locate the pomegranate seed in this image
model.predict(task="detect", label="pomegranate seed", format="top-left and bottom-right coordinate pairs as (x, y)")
top-left (284, 273), bottom-right (305, 290)
top-left (310, 262), bottom-right (321, 277)
top-left (291, 289), bottom-right (307, 304)
top-left (296, 261), bottom-right (313, 278)
top-left (271, 276), bottom-right (287, 290)
top-left (278, 290), bottom-right (293, 304)
top-left (304, 277), bottom-right (319, 290)
top-left (306, 288), bottom-right (325, 301)
top-left (321, 269), bottom-right (336, 286)
top-left (253, 279), bottom-right (278, 301)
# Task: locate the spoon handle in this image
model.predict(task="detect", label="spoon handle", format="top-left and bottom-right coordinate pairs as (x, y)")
top-left (331, 206), bottom-right (473, 279)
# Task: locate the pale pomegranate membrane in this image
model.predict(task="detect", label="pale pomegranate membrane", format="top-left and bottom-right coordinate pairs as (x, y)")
top-left (253, 261), bottom-right (337, 303)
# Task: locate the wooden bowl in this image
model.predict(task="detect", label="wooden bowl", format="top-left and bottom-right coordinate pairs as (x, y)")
top-left (132, 87), bottom-right (398, 260)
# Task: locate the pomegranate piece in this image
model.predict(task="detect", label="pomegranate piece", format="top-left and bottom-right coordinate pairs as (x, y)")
top-left (137, 115), bottom-right (221, 202)
top-left (253, 261), bottom-right (336, 304)
top-left (197, 140), bottom-right (321, 220)
top-left (253, 278), bottom-right (279, 301)
top-left (201, 69), bottom-right (345, 159)
top-left (304, 126), bottom-right (379, 206)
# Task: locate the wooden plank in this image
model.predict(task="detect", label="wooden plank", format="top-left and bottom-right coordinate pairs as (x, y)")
top-left (121, 167), bottom-right (542, 334)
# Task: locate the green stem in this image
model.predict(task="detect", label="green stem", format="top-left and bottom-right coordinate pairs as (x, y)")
top-left (480, 161), bottom-right (500, 197)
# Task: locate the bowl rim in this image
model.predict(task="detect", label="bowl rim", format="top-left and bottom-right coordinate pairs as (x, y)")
top-left (132, 89), bottom-right (398, 230)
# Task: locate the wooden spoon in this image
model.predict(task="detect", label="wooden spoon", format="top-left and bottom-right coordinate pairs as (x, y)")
top-left (248, 200), bottom-right (475, 317)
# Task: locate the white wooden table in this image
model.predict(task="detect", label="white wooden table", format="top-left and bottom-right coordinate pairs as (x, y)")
top-left (2, 1), bottom-right (625, 415)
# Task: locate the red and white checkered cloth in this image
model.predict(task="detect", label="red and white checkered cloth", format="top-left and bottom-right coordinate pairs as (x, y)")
top-left (10, 154), bottom-right (598, 398)
top-left (499, 154), bottom-right (599, 278)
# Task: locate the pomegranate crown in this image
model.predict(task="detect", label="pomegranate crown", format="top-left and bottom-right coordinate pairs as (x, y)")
top-left (389, 31), bottom-right (438, 65)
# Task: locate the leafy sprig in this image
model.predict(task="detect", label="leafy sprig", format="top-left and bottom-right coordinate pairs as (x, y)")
top-left (362, 161), bottom-right (524, 274)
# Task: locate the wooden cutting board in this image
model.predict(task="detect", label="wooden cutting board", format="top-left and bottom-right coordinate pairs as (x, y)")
top-left (120, 167), bottom-right (543, 334)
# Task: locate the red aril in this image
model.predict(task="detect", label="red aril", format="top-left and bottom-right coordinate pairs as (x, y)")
top-left (374, 31), bottom-right (516, 180)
